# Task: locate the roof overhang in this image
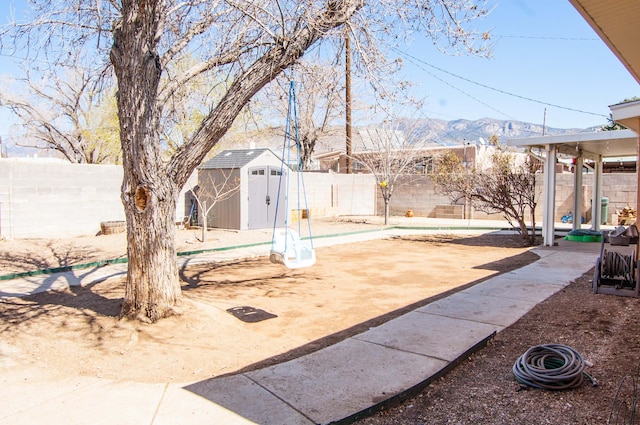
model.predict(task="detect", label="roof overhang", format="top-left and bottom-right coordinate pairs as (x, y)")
top-left (610, 100), bottom-right (640, 133)
top-left (508, 129), bottom-right (638, 161)
top-left (569, 0), bottom-right (640, 85)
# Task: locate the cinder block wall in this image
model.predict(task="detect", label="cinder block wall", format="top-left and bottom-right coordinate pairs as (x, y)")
top-left (292, 172), bottom-right (376, 218)
top-left (376, 175), bottom-right (455, 217)
top-left (382, 172), bottom-right (637, 225)
top-left (553, 173), bottom-right (638, 225)
top-left (603, 173), bottom-right (636, 212)
top-left (333, 173), bottom-right (376, 216)
top-left (0, 159), bottom-right (198, 239)
top-left (1, 158), bottom-right (636, 239)
top-left (0, 159), bottom-right (125, 239)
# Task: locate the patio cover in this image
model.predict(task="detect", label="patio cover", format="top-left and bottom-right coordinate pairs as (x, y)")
top-left (508, 129), bottom-right (638, 246)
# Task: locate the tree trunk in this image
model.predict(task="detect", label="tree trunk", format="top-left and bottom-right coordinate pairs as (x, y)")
top-left (384, 199), bottom-right (389, 225)
top-left (201, 201), bottom-right (208, 243)
top-left (107, 0), bottom-right (364, 322)
top-left (529, 208), bottom-right (537, 246)
top-left (111, 1), bottom-right (182, 322)
top-left (517, 217), bottom-right (530, 245)
top-left (121, 180), bottom-right (181, 322)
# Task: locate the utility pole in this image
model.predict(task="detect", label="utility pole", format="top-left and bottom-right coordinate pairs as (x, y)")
top-left (345, 30), bottom-right (352, 174)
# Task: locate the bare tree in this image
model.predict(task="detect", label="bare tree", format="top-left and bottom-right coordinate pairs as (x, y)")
top-left (2, 0), bottom-right (491, 322)
top-left (433, 143), bottom-right (541, 245)
top-left (266, 60), bottom-right (344, 170)
top-left (0, 58), bottom-right (121, 163)
top-left (189, 170), bottom-right (240, 243)
top-left (353, 122), bottom-right (428, 224)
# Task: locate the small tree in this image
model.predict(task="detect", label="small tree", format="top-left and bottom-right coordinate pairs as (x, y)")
top-left (189, 170), bottom-right (240, 243)
top-left (433, 143), bottom-right (541, 245)
top-left (353, 121), bottom-right (426, 224)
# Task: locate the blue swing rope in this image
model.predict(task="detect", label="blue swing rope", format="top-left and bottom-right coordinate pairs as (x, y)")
top-left (271, 80), bottom-right (314, 251)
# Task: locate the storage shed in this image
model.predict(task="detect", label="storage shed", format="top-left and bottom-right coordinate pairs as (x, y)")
top-left (198, 148), bottom-right (289, 230)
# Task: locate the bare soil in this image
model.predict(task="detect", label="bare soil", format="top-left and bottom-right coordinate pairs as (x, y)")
top-left (1, 224), bottom-right (638, 424)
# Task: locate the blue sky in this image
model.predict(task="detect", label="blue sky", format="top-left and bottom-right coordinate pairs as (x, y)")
top-left (398, 1), bottom-right (639, 129)
top-left (0, 0), bottom-right (638, 144)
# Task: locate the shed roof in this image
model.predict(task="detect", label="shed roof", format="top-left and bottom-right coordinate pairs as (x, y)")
top-left (199, 148), bottom-right (280, 170)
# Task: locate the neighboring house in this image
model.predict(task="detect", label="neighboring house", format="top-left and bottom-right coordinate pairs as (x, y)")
top-left (197, 148), bottom-right (289, 230)
top-left (313, 144), bottom-right (483, 174)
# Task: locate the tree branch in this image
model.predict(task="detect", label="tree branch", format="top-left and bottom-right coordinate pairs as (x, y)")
top-left (169, 0), bottom-right (365, 187)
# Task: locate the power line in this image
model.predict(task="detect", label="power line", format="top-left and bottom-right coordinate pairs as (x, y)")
top-left (400, 51), bottom-right (517, 121)
top-left (394, 47), bottom-right (608, 120)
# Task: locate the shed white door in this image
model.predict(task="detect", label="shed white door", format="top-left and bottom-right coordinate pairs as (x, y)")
top-left (248, 166), bottom-right (286, 229)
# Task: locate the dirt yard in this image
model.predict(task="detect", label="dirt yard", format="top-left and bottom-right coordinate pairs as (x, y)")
top-left (1, 223), bottom-right (639, 424)
top-left (0, 228), bottom-right (535, 382)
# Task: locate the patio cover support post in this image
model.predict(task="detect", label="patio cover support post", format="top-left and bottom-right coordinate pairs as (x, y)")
top-left (542, 144), bottom-right (557, 246)
top-left (591, 155), bottom-right (603, 231)
top-left (637, 127), bottom-right (640, 232)
top-left (572, 155), bottom-right (584, 231)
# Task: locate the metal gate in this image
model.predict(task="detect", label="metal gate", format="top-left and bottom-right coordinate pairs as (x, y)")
top-left (247, 166), bottom-right (287, 229)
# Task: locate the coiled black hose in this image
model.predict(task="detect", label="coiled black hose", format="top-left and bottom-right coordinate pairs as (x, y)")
top-left (513, 344), bottom-right (596, 390)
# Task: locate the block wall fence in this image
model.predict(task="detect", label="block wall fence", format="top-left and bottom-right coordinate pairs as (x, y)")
top-left (0, 158), bottom-right (636, 239)
top-left (382, 173), bottom-right (637, 224)
top-left (0, 159), bottom-right (197, 239)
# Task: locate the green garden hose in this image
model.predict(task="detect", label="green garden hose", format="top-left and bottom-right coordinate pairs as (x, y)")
top-left (513, 344), bottom-right (596, 390)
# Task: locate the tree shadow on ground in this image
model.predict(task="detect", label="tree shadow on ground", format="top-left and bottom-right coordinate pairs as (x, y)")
top-left (472, 251), bottom-right (540, 272)
top-left (395, 232), bottom-right (536, 248)
top-left (178, 257), bottom-right (322, 303)
top-left (0, 241), bottom-right (125, 275)
top-left (0, 279), bottom-right (122, 341)
top-left (179, 257), bottom-right (313, 289)
top-left (0, 245), bottom-right (123, 342)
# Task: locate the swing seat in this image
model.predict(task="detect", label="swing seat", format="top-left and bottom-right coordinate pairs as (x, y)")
top-left (270, 228), bottom-right (316, 269)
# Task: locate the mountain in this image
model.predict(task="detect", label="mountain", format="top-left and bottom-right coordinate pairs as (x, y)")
top-left (396, 117), bottom-right (601, 146)
top-left (3, 117), bottom-right (602, 161)
top-left (298, 117), bottom-right (601, 154)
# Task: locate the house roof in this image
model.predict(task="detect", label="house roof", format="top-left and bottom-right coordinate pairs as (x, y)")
top-left (199, 148), bottom-right (280, 169)
top-left (610, 100), bottom-right (640, 133)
